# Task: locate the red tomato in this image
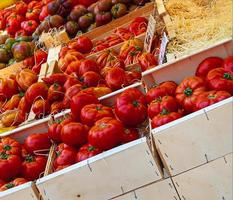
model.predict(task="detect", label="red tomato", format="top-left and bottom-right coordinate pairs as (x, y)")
top-left (18, 97), bottom-right (30, 114)
top-left (42, 73), bottom-right (67, 86)
top-left (80, 71), bottom-right (102, 87)
top-left (24, 133), bottom-right (51, 154)
top-left (129, 17), bottom-right (148, 36)
top-left (151, 110), bottom-right (182, 128)
top-left (0, 180), bottom-right (6, 188)
top-left (15, 29), bottom-right (28, 37)
top-left (53, 143), bottom-right (76, 169)
top-left (78, 0), bottom-right (98, 7)
top-left (25, 82), bottom-right (48, 104)
top-left (69, 36), bottom-right (93, 54)
top-left (159, 81), bottom-right (178, 96)
top-left (148, 96), bottom-right (179, 119)
top-left (50, 101), bottom-right (65, 115)
top-left (48, 83), bottom-right (64, 103)
top-left (76, 144), bottom-right (102, 162)
top-left (23, 56), bottom-right (35, 68)
top-left (15, 2), bottom-right (28, 15)
top-left (195, 57), bottom-right (223, 78)
top-left (22, 155), bottom-right (47, 181)
top-left (28, 1), bottom-right (43, 9)
top-left (175, 76), bottom-right (206, 112)
top-left (139, 52), bottom-right (157, 72)
top-left (206, 68), bottom-right (233, 95)
top-left (0, 137), bottom-right (21, 156)
top-left (21, 20), bottom-right (38, 35)
top-left (195, 90), bottom-right (231, 111)
top-left (80, 104), bottom-right (114, 126)
top-left (48, 123), bottom-right (62, 143)
top-left (223, 56), bottom-right (233, 72)
top-left (0, 154), bottom-right (22, 181)
top-left (64, 76), bottom-right (81, 91)
top-left (63, 84), bottom-right (83, 108)
top-left (34, 49), bottom-right (48, 65)
top-left (1, 93), bottom-right (22, 113)
top-left (32, 99), bottom-right (50, 118)
top-left (39, 5), bottom-right (49, 21)
top-left (121, 128), bottom-right (139, 144)
top-left (105, 67), bottom-right (127, 90)
top-left (0, 78), bottom-right (19, 100)
top-left (125, 70), bottom-right (142, 85)
top-left (88, 117), bottom-right (123, 150)
top-left (16, 69), bottom-right (38, 91)
top-left (26, 9), bottom-right (41, 22)
top-left (0, 178), bottom-right (27, 191)
top-left (6, 16), bottom-right (23, 35)
top-left (61, 123), bottom-right (89, 147)
top-left (79, 59), bottom-right (99, 76)
top-left (55, 165), bottom-right (70, 171)
top-left (71, 93), bottom-right (99, 121)
top-left (65, 60), bottom-right (81, 76)
top-left (115, 88), bottom-right (147, 126)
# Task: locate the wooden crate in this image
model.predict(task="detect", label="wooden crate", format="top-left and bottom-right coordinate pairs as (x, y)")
top-left (111, 178), bottom-right (179, 200)
top-left (36, 137), bottom-right (162, 200)
top-left (173, 153), bottom-right (232, 200)
top-left (0, 182), bottom-right (39, 200)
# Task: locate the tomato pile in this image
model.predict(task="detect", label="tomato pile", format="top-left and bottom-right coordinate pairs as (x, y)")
top-left (147, 56), bottom-right (233, 128)
top-left (0, 134), bottom-right (51, 191)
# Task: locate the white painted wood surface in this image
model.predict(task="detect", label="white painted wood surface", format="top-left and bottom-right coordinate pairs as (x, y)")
top-left (173, 153), bottom-right (233, 200)
top-left (0, 182), bottom-right (39, 200)
top-left (36, 138), bottom-right (162, 200)
top-left (153, 97), bottom-right (233, 176)
top-left (111, 178), bottom-right (179, 200)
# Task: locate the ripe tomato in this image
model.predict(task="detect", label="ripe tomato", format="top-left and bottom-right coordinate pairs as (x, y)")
top-left (0, 180), bottom-right (6, 188)
top-left (71, 93), bottom-right (99, 121)
top-left (18, 96), bottom-right (30, 114)
top-left (23, 56), bottom-right (35, 68)
top-left (80, 104), bottom-right (114, 126)
top-left (105, 67), bottom-right (127, 90)
top-left (195, 90), bottom-right (231, 111)
top-left (195, 57), bottom-right (223, 78)
top-left (50, 101), bottom-right (65, 115)
top-left (0, 153), bottom-right (22, 181)
top-left (129, 17), bottom-right (148, 36)
top-left (48, 83), bottom-right (64, 103)
top-left (64, 76), bottom-right (81, 91)
top-left (125, 70), bottom-right (142, 86)
top-left (175, 76), bottom-right (206, 112)
top-left (55, 165), bottom-right (70, 171)
top-left (39, 5), bottom-right (49, 21)
top-left (115, 88), bottom-right (147, 126)
top-left (61, 123), bottom-right (89, 147)
top-left (88, 117), bottom-right (123, 150)
top-left (48, 123), bottom-right (62, 143)
top-left (25, 82), bottom-right (48, 104)
top-left (121, 128), bottom-right (139, 144)
top-left (22, 155), bottom-right (47, 181)
top-left (53, 143), bottom-right (76, 169)
top-left (80, 71), bottom-right (102, 87)
top-left (32, 99), bottom-right (50, 118)
top-left (15, 2), bottom-right (28, 15)
top-left (148, 96), bottom-right (179, 119)
top-left (26, 9), bottom-right (41, 22)
top-left (79, 59), bottom-right (99, 76)
top-left (24, 133), bottom-right (51, 154)
top-left (0, 178), bottom-right (27, 191)
top-left (206, 68), bottom-right (233, 95)
top-left (63, 84), bottom-right (83, 108)
top-left (223, 56), bottom-right (233, 72)
top-left (69, 36), bottom-right (93, 54)
top-left (139, 52), bottom-right (157, 72)
top-left (16, 69), bottom-right (38, 91)
top-left (21, 20), bottom-right (38, 35)
top-left (1, 93), bottom-right (22, 112)
top-left (65, 60), bottom-right (81, 76)
top-left (76, 144), bottom-right (102, 162)
top-left (151, 110), bottom-right (182, 128)
top-left (0, 78), bottom-right (19, 100)
top-left (159, 81), bottom-right (178, 96)
top-left (0, 137), bottom-right (21, 156)
top-left (42, 73), bottom-right (67, 86)
top-left (34, 49), bottom-right (48, 65)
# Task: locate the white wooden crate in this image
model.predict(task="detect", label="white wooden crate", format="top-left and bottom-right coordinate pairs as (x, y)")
top-left (111, 178), bottom-right (179, 200)
top-left (36, 137), bottom-right (162, 200)
top-left (173, 153), bottom-right (233, 200)
top-left (0, 182), bottom-right (39, 200)
top-left (0, 82), bottom-right (143, 142)
top-left (153, 97), bottom-right (233, 176)
top-left (142, 38), bottom-right (233, 88)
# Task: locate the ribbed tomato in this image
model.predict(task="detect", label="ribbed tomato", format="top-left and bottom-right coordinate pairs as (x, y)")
top-left (76, 144), bottom-right (102, 162)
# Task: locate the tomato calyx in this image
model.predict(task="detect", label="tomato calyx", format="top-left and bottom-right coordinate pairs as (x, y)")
top-left (132, 100), bottom-right (139, 107)
top-left (160, 108), bottom-right (169, 115)
top-left (99, 122), bottom-right (108, 128)
top-left (184, 87), bottom-right (193, 96)
top-left (3, 145), bottom-right (12, 151)
top-left (96, 106), bottom-right (102, 111)
top-left (87, 146), bottom-right (96, 152)
top-left (25, 155), bottom-right (36, 163)
top-left (223, 73), bottom-right (233, 80)
top-left (19, 91), bottom-right (25, 97)
top-left (28, 22), bottom-right (33, 26)
top-left (208, 94), bottom-right (216, 99)
top-left (0, 152), bottom-right (9, 159)
top-left (6, 183), bottom-right (15, 189)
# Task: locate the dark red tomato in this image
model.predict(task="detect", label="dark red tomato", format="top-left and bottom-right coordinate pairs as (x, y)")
top-left (48, 123), bottom-right (62, 143)
top-left (195, 90), bottom-right (231, 111)
top-left (206, 68), bottom-right (233, 95)
top-left (22, 155), bottom-right (47, 181)
top-left (121, 128), bottom-right (139, 144)
top-left (24, 133), bottom-right (51, 154)
top-left (42, 73), bottom-right (67, 86)
top-left (69, 36), bottom-right (93, 54)
top-left (53, 143), bottom-right (76, 169)
top-left (64, 76), bottom-right (81, 91)
top-left (0, 178), bottom-right (27, 191)
top-left (0, 137), bottom-right (21, 156)
top-left (23, 56), bottom-right (35, 68)
top-left (80, 71), bottom-right (102, 87)
top-left (0, 153), bottom-right (22, 181)
top-left (88, 117), bottom-right (123, 150)
top-left (105, 67), bottom-right (127, 90)
top-left (223, 56), bottom-right (233, 72)
top-left (25, 82), bottom-right (48, 104)
top-left (63, 84), bottom-right (83, 108)
top-left (151, 110), bottom-right (182, 128)
top-left (125, 70), bottom-right (142, 86)
top-left (61, 123), bottom-right (89, 147)
top-left (175, 76), bottom-right (206, 112)
top-left (76, 144), bottom-right (102, 162)
top-left (148, 96), bottom-right (179, 119)
top-left (79, 59), bottom-right (99, 76)
top-left (80, 104), bottom-right (114, 126)
top-left (195, 57), bottom-right (223, 78)
top-left (115, 88), bottom-right (147, 126)
top-left (70, 93), bottom-right (99, 121)
top-left (48, 83), bottom-right (64, 103)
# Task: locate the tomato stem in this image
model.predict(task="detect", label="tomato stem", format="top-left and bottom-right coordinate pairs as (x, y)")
top-left (223, 73), bottom-right (233, 80)
top-left (184, 87), bottom-right (193, 96)
top-left (3, 145), bottom-right (12, 151)
top-left (161, 108), bottom-right (169, 115)
top-left (6, 183), bottom-right (15, 189)
top-left (88, 146), bottom-right (96, 152)
top-left (25, 155), bottom-right (35, 162)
